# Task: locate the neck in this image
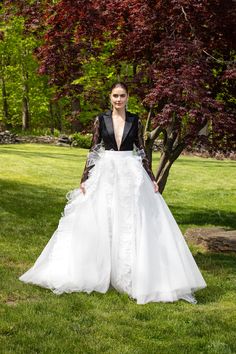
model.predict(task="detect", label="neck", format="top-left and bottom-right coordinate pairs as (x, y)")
top-left (112, 107), bottom-right (126, 116)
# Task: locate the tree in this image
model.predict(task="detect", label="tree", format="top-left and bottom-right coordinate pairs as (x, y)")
top-left (7, 0), bottom-right (236, 191)
top-left (0, 9), bottom-right (69, 132)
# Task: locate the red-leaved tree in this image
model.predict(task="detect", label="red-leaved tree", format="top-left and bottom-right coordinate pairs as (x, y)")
top-left (5, 0), bottom-right (236, 192)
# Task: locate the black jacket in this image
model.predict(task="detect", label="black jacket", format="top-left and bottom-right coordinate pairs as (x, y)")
top-left (80, 110), bottom-right (156, 183)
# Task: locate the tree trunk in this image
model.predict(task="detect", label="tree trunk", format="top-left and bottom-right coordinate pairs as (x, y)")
top-left (22, 69), bottom-right (30, 131)
top-left (0, 75), bottom-right (11, 129)
top-left (55, 101), bottom-right (62, 132)
top-left (144, 107), bottom-right (154, 163)
top-left (22, 86), bottom-right (30, 130)
top-left (0, 53), bottom-right (11, 130)
top-left (49, 100), bottom-right (54, 134)
top-left (143, 108), bottom-right (209, 194)
top-left (144, 114), bottom-right (187, 194)
top-left (156, 159), bottom-right (173, 193)
top-left (71, 96), bottom-right (80, 115)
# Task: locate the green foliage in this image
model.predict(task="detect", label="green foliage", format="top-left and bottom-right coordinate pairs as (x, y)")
top-left (0, 16), bottom-right (48, 127)
top-left (70, 132), bottom-right (92, 148)
top-left (212, 51), bottom-right (236, 108)
top-left (0, 11), bottom-right (144, 133)
top-left (0, 12), bottom-right (71, 132)
top-left (71, 40), bottom-right (146, 125)
top-left (0, 2), bottom-right (235, 147)
top-left (13, 127), bottom-right (61, 137)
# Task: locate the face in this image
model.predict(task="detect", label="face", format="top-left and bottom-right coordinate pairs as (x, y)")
top-left (110, 86), bottom-right (128, 110)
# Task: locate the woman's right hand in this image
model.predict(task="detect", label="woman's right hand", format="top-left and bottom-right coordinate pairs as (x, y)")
top-left (80, 182), bottom-right (86, 194)
top-left (153, 181), bottom-right (159, 193)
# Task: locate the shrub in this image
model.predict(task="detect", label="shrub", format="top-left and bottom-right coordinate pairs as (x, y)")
top-left (69, 132), bottom-right (92, 148)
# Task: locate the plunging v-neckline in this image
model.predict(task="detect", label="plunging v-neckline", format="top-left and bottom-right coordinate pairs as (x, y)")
top-left (111, 113), bottom-right (126, 151)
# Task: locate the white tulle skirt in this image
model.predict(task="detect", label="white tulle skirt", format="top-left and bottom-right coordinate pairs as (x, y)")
top-left (19, 148), bottom-right (206, 304)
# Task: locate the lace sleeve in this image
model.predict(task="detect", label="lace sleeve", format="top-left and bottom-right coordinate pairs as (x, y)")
top-left (80, 116), bottom-right (101, 184)
top-left (134, 118), bottom-right (156, 182)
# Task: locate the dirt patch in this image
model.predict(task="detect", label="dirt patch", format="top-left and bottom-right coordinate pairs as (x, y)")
top-left (184, 227), bottom-right (236, 253)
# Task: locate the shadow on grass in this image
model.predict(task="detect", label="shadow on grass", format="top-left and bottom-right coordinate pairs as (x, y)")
top-left (3, 146), bottom-right (235, 166)
top-left (169, 203), bottom-right (236, 230)
top-left (174, 158), bottom-right (236, 168)
top-left (0, 178), bottom-right (67, 221)
top-left (1, 177), bottom-right (235, 229)
top-left (0, 145), bottom-right (86, 160)
top-left (194, 252), bottom-right (236, 304)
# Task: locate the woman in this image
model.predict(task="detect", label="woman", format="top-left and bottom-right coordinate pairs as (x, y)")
top-left (19, 82), bottom-right (206, 304)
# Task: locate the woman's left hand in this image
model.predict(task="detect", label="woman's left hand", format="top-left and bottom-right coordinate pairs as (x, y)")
top-left (153, 181), bottom-right (159, 193)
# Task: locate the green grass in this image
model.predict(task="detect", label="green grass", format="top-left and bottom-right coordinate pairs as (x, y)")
top-left (0, 144), bottom-right (235, 354)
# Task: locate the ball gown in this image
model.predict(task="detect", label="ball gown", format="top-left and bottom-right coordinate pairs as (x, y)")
top-left (19, 110), bottom-right (207, 304)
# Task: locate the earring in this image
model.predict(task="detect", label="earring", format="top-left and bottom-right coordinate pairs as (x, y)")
top-left (125, 102), bottom-right (128, 111)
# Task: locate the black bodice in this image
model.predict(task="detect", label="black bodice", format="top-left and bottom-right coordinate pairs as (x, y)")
top-left (80, 110), bottom-right (156, 183)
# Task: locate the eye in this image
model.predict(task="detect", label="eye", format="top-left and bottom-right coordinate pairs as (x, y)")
top-left (113, 94), bottom-right (118, 98)
top-left (120, 94), bottom-right (126, 98)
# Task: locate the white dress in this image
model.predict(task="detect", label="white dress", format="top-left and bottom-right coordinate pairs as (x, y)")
top-left (19, 114), bottom-right (207, 304)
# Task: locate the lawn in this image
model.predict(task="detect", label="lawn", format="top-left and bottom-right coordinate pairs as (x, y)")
top-left (0, 144), bottom-right (235, 354)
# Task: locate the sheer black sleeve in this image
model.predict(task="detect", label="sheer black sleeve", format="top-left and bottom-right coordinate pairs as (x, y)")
top-left (134, 118), bottom-right (156, 182)
top-left (80, 116), bottom-right (101, 184)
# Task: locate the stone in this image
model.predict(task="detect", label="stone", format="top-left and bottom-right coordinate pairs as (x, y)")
top-left (0, 131), bottom-right (19, 144)
top-left (184, 227), bottom-right (236, 253)
top-left (17, 135), bottom-right (58, 144)
top-left (58, 135), bottom-right (72, 145)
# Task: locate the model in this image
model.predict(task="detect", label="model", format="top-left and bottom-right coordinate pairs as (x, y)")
top-left (19, 82), bottom-right (206, 304)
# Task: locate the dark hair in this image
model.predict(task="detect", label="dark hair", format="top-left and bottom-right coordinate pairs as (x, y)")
top-left (110, 82), bottom-right (129, 94)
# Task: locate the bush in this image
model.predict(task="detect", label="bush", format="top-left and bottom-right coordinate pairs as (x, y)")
top-left (12, 127), bottom-right (61, 137)
top-left (70, 132), bottom-right (92, 148)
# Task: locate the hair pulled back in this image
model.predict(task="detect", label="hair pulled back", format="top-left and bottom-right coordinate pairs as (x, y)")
top-left (110, 82), bottom-right (129, 94)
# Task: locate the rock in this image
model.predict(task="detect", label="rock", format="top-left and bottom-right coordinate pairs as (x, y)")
top-left (58, 135), bottom-right (72, 145)
top-left (184, 227), bottom-right (236, 253)
top-left (0, 131), bottom-right (19, 144)
top-left (17, 135), bottom-right (59, 144)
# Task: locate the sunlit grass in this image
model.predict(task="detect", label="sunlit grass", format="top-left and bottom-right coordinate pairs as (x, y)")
top-left (0, 144), bottom-right (235, 354)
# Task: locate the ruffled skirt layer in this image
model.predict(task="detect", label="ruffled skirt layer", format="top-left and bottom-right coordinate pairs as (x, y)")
top-left (19, 149), bottom-right (206, 304)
